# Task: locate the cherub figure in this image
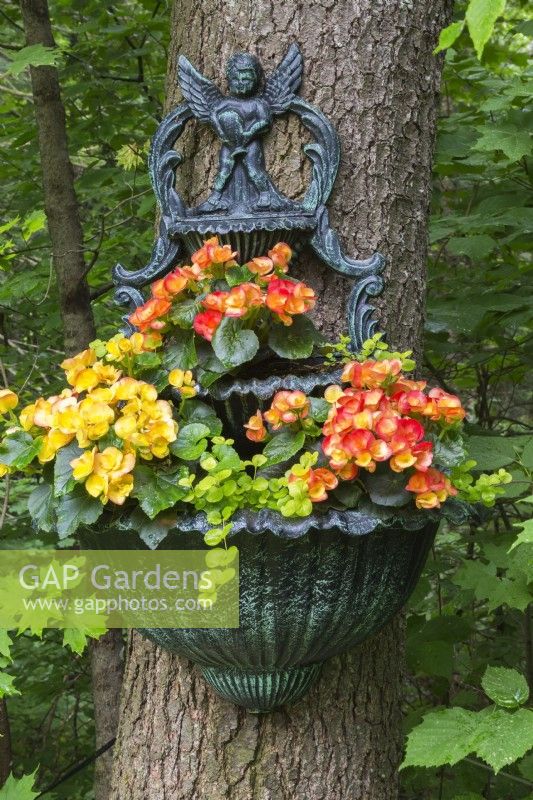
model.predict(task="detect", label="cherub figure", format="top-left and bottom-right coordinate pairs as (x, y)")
top-left (178, 44), bottom-right (303, 214)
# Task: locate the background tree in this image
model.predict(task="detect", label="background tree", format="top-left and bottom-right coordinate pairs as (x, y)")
top-left (109, 2), bottom-right (452, 798)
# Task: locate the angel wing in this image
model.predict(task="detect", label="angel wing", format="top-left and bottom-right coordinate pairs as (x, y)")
top-left (178, 55), bottom-right (223, 122)
top-left (262, 44), bottom-right (303, 115)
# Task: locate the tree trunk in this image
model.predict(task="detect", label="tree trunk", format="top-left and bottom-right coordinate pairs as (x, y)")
top-left (0, 699), bottom-right (11, 788)
top-left (20, 4), bottom-right (125, 798)
top-left (91, 630), bottom-right (125, 800)
top-left (20, 0), bottom-right (95, 355)
top-left (110, 1), bottom-right (451, 798)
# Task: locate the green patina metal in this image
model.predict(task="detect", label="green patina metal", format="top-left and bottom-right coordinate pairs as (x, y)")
top-left (139, 514), bottom-right (437, 711)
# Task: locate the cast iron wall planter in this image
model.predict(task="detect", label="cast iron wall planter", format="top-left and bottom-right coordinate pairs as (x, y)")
top-left (139, 512), bottom-right (437, 712)
top-left (110, 44), bottom-right (437, 711)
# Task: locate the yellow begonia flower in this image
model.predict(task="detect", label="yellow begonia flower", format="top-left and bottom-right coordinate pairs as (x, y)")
top-left (61, 348), bottom-right (97, 385)
top-left (71, 447), bottom-right (96, 480)
top-left (20, 403), bottom-right (36, 431)
top-left (71, 446), bottom-right (136, 505)
top-left (0, 389), bottom-right (18, 415)
top-left (0, 464), bottom-right (10, 477)
top-left (77, 397), bottom-right (115, 444)
top-left (105, 333), bottom-right (149, 361)
top-left (107, 475), bottom-right (134, 505)
top-left (168, 369), bottom-right (197, 399)
top-left (39, 430), bottom-right (75, 463)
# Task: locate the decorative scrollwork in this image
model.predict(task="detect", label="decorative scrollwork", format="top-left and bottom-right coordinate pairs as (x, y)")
top-left (310, 207), bottom-right (385, 350)
top-left (111, 44), bottom-right (387, 347)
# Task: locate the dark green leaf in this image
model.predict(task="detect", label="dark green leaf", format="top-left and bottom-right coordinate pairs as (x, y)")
top-left (170, 423), bottom-right (210, 460)
top-left (131, 465), bottom-right (189, 519)
top-left (163, 330), bottom-right (198, 370)
top-left (263, 430), bottom-right (305, 466)
top-left (212, 317), bottom-right (259, 369)
top-left (268, 315), bottom-right (322, 360)
top-left (28, 482), bottom-right (56, 533)
top-left (169, 298), bottom-right (200, 328)
top-left (56, 488), bottom-right (103, 540)
top-left (362, 469), bottom-right (411, 507)
top-left (0, 432), bottom-right (42, 469)
top-left (53, 442), bottom-right (83, 497)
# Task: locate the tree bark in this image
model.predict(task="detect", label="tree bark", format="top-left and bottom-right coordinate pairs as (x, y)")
top-left (0, 699), bottom-right (11, 788)
top-left (110, 1), bottom-right (451, 798)
top-left (20, 4), bottom-right (125, 798)
top-left (20, 0), bottom-right (95, 355)
top-left (91, 630), bottom-right (125, 800)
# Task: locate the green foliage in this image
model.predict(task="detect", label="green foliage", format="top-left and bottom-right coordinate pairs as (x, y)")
top-left (436, 0), bottom-right (507, 59)
top-left (4, 44), bottom-right (63, 75)
top-left (268, 315), bottom-right (320, 359)
top-left (0, 771), bottom-right (39, 800)
top-left (212, 317), bottom-right (260, 368)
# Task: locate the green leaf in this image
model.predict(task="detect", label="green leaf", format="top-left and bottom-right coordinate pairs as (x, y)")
top-left (509, 519), bottom-right (533, 552)
top-left (401, 707), bottom-right (479, 769)
top-left (465, 0), bottom-right (506, 59)
top-left (309, 397), bottom-right (330, 423)
top-left (27, 482), bottom-right (55, 533)
top-left (54, 442), bottom-right (83, 497)
top-left (212, 317), bottom-right (259, 369)
top-left (0, 771), bottom-right (39, 800)
top-left (434, 20), bottom-right (465, 54)
top-left (521, 437), bottom-right (533, 469)
top-left (131, 465), bottom-right (188, 519)
top-left (0, 672), bottom-right (19, 699)
top-left (464, 435), bottom-right (524, 470)
top-left (481, 666), bottom-right (529, 709)
top-left (0, 432), bottom-right (42, 469)
top-left (6, 44), bottom-right (63, 75)
top-left (170, 423), bottom-right (210, 460)
top-left (473, 707), bottom-right (533, 773)
top-left (432, 436), bottom-right (466, 468)
top-left (225, 264), bottom-right (254, 287)
top-left (263, 430), bottom-right (306, 466)
top-left (474, 123), bottom-right (531, 162)
top-left (361, 469), bottom-right (411, 507)
top-left (163, 330), bottom-right (198, 370)
top-left (169, 298), bottom-right (200, 328)
top-left (268, 315), bottom-right (321, 360)
top-left (0, 630), bottom-right (12, 662)
top-left (181, 399), bottom-right (223, 436)
top-left (56, 488), bottom-right (103, 539)
top-left (446, 235), bottom-right (497, 259)
top-left (120, 507), bottom-right (178, 549)
top-left (63, 627), bottom-right (105, 654)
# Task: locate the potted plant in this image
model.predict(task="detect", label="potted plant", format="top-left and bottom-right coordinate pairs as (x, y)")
top-left (0, 238), bottom-right (511, 712)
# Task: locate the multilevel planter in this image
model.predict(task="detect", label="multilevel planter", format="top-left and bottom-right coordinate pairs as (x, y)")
top-left (109, 45), bottom-right (441, 710)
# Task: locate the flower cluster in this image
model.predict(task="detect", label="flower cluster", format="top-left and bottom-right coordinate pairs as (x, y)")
top-left (15, 344), bottom-right (179, 503)
top-left (244, 391), bottom-right (311, 442)
top-left (321, 360), bottom-right (464, 509)
top-left (126, 237), bottom-right (317, 350)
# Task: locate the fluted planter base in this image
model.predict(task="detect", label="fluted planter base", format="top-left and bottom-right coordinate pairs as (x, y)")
top-left (202, 663), bottom-right (322, 713)
top-left (138, 508), bottom-right (438, 711)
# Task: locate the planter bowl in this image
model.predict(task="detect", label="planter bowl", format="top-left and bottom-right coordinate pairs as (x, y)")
top-left (193, 361), bottom-right (343, 454)
top-left (139, 508), bottom-right (437, 711)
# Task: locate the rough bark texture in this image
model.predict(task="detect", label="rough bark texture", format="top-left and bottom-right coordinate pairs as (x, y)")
top-left (110, 1), bottom-right (451, 798)
top-left (91, 631), bottom-right (125, 800)
top-left (20, 0), bottom-right (96, 355)
top-left (0, 699), bottom-right (11, 788)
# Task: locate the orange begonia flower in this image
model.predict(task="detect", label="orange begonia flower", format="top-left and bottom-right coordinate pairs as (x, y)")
top-left (129, 298), bottom-right (171, 332)
top-left (244, 410), bottom-right (267, 442)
